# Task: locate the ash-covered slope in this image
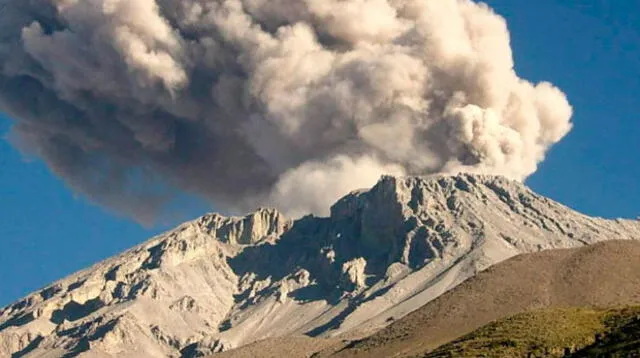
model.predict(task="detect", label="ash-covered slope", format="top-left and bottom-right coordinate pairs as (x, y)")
top-left (1, 175), bottom-right (639, 357)
top-left (332, 240), bottom-right (640, 358)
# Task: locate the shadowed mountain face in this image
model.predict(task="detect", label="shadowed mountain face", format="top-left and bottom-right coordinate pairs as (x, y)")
top-left (1, 175), bottom-right (639, 357)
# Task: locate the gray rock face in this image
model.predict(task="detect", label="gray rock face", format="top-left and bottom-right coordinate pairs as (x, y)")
top-left (1, 175), bottom-right (639, 357)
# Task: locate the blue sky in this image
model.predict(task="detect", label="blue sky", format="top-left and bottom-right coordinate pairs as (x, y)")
top-left (1, 0), bottom-right (639, 307)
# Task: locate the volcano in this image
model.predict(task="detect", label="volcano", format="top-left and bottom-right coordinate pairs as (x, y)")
top-left (1, 174), bottom-right (639, 357)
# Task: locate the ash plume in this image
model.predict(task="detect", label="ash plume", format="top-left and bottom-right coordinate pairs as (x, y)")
top-left (0, 0), bottom-right (572, 221)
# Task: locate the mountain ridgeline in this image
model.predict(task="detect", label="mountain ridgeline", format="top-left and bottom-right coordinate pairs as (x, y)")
top-left (1, 174), bottom-right (639, 357)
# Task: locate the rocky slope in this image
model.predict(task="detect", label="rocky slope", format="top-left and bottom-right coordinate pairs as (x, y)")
top-left (331, 240), bottom-right (640, 358)
top-left (1, 174), bottom-right (639, 357)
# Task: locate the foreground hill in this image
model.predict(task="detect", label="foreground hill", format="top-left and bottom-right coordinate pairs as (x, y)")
top-left (1, 175), bottom-right (639, 357)
top-left (333, 240), bottom-right (640, 358)
top-left (426, 306), bottom-right (640, 357)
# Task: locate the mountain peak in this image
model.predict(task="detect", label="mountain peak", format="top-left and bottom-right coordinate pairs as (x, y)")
top-left (196, 207), bottom-right (291, 245)
top-left (331, 173), bottom-right (523, 219)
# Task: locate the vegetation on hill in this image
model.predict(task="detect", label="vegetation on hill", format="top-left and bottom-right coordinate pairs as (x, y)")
top-left (569, 306), bottom-right (640, 357)
top-left (424, 306), bottom-right (640, 358)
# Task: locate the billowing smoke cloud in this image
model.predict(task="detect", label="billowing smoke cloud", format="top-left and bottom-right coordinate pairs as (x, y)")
top-left (0, 0), bottom-right (572, 221)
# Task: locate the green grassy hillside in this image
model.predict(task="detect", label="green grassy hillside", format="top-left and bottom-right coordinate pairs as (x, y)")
top-left (424, 306), bottom-right (640, 358)
top-left (570, 306), bottom-right (640, 357)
